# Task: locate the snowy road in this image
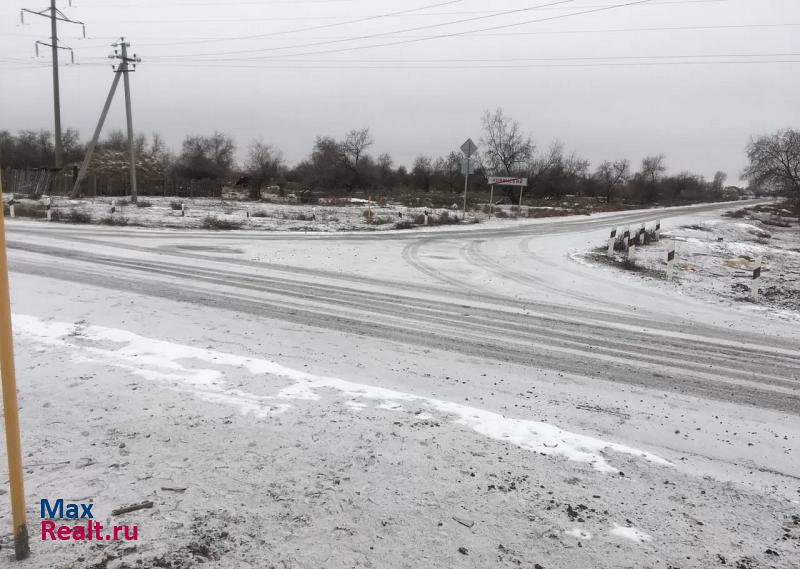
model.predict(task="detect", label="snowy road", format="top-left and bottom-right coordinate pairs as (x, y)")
top-left (7, 201), bottom-right (799, 414)
top-left (3, 201), bottom-right (799, 568)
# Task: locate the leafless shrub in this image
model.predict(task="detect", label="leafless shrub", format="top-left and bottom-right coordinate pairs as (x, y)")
top-left (66, 210), bottom-right (92, 224)
top-left (202, 216), bottom-right (242, 230)
top-left (99, 216), bottom-right (129, 226)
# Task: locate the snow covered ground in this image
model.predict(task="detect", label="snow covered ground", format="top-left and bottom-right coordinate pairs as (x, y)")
top-left (1, 200), bottom-right (798, 568)
top-left (581, 201), bottom-right (800, 321)
top-left (7, 195), bottom-right (483, 232)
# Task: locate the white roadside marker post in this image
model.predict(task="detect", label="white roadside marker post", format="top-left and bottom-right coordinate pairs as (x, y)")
top-left (751, 256), bottom-right (762, 302)
top-left (638, 223), bottom-right (646, 245)
top-left (623, 227), bottom-right (630, 253)
top-left (655, 220), bottom-right (661, 241)
top-left (46, 197), bottom-right (52, 222)
top-left (607, 227), bottom-right (617, 257)
top-left (8, 194), bottom-right (15, 219)
top-left (110, 199), bottom-right (116, 215)
top-left (627, 234), bottom-right (636, 259)
top-left (666, 240), bottom-right (676, 280)
top-left (181, 203), bottom-right (186, 217)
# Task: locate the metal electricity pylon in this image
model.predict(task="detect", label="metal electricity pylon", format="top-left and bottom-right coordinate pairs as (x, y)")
top-left (20, 1), bottom-right (85, 169)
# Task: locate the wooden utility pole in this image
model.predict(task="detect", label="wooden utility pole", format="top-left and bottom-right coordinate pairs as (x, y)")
top-left (0, 172), bottom-right (30, 561)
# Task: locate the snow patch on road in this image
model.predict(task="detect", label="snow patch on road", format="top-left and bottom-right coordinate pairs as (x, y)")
top-left (566, 528), bottom-right (592, 540)
top-left (611, 524), bottom-right (653, 543)
top-left (14, 314), bottom-right (671, 473)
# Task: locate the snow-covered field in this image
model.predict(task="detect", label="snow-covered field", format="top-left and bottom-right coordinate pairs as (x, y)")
top-left (1, 200), bottom-right (798, 568)
top-left (582, 202), bottom-right (800, 320)
top-left (8, 195), bottom-right (484, 231)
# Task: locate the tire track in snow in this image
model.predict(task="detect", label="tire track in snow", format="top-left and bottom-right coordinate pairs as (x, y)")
top-left (10, 256), bottom-right (800, 415)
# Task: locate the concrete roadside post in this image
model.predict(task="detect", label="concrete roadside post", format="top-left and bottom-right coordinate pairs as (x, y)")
top-left (8, 193), bottom-right (15, 218)
top-left (655, 219), bottom-right (661, 241)
top-left (627, 233), bottom-right (636, 259)
top-left (607, 227), bottom-right (617, 257)
top-left (751, 256), bottom-right (762, 302)
top-left (623, 227), bottom-right (630, 253)
top-left (46, 196), bottom-right (52, 221)
top-left (638, 222), bottom-right (646, 245)
top-left (666, 240), bottom-right (676, 280)
top-left (111, 198), bottom-right (116, 215)
top-left (181, 203), bottom-right (185, 217)
top-left (0, 172), bottom-right (31, 560)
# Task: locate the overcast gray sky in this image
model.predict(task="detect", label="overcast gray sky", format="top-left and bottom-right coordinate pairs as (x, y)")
top-left (2, 0), bottom-right (799, 181)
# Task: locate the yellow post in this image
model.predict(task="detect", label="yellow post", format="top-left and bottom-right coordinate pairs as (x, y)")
top-left (0, 171), bottom-right (30, 560)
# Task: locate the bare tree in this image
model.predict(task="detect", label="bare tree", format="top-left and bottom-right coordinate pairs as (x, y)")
top-left (246, 141), bottom-right (284, 186)
top-left (101, 129), bottom-right (128, 152)
top-left (594, 158), bottom-right (630, 202)
top-left (525, 141), bottom-right (564, 198)
top-left (743, 129), bottom-right (800, 208)
top-left (481, 108), bottom-right (533, 175)
top-left (434, 151), bottom-right (462, 192)
top-left (176, 132), bottom-right (235, 180)
top-left (376, 152), bottom-right (394, 190)
top-left (150, 133), bottom-right (167, 159)
top-left (711, 170), bottom-right (728, 194)
top-left (412, 155), bottom-right (434, 192)
top-left (640, 154), bottom-right (666, 185)
top-left (636, 154), bottom-right (667, 203)
top-left (338, 128), bottom-right (373, 190)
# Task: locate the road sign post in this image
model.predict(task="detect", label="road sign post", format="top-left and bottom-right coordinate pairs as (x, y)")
top-left (487, 177), bottom-right (528, 214)
top-left (460, 138), bottom-right (477, 221)
top-left (0, 173), bottom-right (31, 561)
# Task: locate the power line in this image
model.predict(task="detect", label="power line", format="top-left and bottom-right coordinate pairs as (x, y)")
top-left (136, 59), bottom-right (800, 70)
top-left (70, 0), bottom-right (727, 19)
top-left (149, 0), bottom-right (577, 59)
top-left (132, 0), bottom-right (468, 47)
top-left (150, 52), bottom-right (800, 64)
top-left (7, 60), bottom-right (799, 72)
top-left (7, 22), bottom-right (798, 48)
top-left (152, 0), bottom-right (661, 61)
top-left (6, 51), bottom-right (799, 66)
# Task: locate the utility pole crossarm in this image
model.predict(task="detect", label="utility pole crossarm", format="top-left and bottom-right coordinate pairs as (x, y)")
top-left (35, 41), bottom-right (75, 64)
top-left (20, 8), bottom-right (86, 37)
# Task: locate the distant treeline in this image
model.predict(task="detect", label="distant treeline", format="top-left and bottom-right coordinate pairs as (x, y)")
top-left (2, 108), bottom-right (794, 206)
